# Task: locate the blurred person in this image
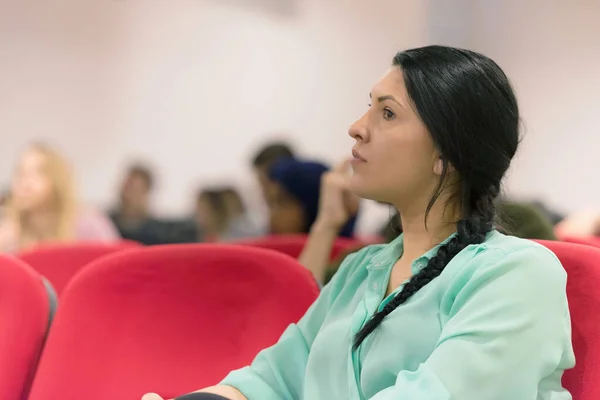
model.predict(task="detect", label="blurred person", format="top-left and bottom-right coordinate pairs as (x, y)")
top-left (296, 159), bottom-right (362, 281)
top-left (251, 142), bottom-right (295, 199)
top-left (195, 189), bottom-right (227, 242)
top-left (554, 210), bottom-right (600, 238)
top-left (497, 201), bottom-right (557, 240)
top-left (0, 188), bottom-right (10, 219)
top-left (267, 158), bottom-right (358, 237)
top-left (194, 187), bottom-right (262, 242)
top-left (0, 143), bottom-right (118, 253)
top-left (110, 164), bottom-right (164, 245)
top-left (220, 186), bottom-right (264, 240)
top-left (530, 200), bottom-right (564, 226)
top-left (144, 46), bottom-right (573, 400)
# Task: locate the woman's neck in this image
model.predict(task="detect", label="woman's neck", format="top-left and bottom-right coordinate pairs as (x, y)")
top-left (396, 199), bottom-right (459, 261)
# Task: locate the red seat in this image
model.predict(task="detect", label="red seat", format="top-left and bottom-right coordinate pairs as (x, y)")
top-left (560, 236), bottom-right (600, 249)
top-left (536, 240), bottom-right (600, 400)
top-left (234, 234), bottom-right (366, 260)
top-left (18, 241), bottom-right (140, 296)
top-left (28, 244), bottom-right (319, 400)
top-left (0, 255), bottom-right (54, 400)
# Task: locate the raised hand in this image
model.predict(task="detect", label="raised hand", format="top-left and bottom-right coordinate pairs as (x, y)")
top-left (315, 159), bottom-right (360, 231)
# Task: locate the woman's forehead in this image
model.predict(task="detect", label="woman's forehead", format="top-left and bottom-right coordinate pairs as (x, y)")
top-left (371, 68), bottom-right (409, 104)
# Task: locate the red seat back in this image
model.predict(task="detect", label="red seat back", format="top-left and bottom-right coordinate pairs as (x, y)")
top-left (536, 240), bottom-right (600, 400)
top-left (0, 255), bottom-right (53, 400)
top-left (560, 236), bottom-right (600, 249)
top-left (28, 244), bottom-right (319, 400)
top-left (18, 241), bottom-right (140, 296)
top-left (235, 234), bottom-right (365, 260)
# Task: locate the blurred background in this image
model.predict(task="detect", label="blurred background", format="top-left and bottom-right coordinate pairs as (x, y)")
top-left (1, 0), bottom-right (599, 247)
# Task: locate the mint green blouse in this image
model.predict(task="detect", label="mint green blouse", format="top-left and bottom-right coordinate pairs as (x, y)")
top-left (221, 231), bottom-right (575, 399)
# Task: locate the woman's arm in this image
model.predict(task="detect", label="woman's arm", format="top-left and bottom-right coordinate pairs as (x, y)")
top-left (298, 221), bottom-right (339, 282)
top-left (193, 385), bottom-right (246, 399)
top-left (299, 159), bottom-right (359, 282)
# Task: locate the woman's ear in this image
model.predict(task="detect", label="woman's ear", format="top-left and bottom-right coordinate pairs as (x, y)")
top-left (433, 155), bottom-right (456, 176)
top-left (433, 156), bottom-right (444, 176)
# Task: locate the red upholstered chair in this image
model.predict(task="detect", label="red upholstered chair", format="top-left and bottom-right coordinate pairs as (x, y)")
top-left (28, 244), bottom-right (319, 400)
top-left (18, 241), bottom-right (140, 296)
top-left (0, 255), bottom-right (55, 400)
top-left (560, 236), bottom-right (600, 249)
top-left (234, 234), bottom-right (366, 260)
top-left (536, 240), bottom-right (600, 400)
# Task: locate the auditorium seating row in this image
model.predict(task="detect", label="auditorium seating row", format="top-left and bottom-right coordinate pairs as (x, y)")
top-left (1, 235), bottom-right (599, 400)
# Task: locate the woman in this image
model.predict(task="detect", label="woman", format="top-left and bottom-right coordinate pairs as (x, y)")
top-left (144, 46), bottom-right (574, 400)
top-left (267, 158), bottom-right (358, 238)
top-left (220, 187), bottom-right (264, 241)
top-left (0, 143), bottom-right (119, 253)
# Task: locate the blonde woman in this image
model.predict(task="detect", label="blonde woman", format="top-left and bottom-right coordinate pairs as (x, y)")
top-left (0, 143), bottom-right (119, 253)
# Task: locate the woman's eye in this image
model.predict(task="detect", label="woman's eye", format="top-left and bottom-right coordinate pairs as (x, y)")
top-left (383, 107), bottom-right (396, 121)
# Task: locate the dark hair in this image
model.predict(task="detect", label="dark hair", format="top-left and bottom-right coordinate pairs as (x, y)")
top-left (354, 45), bottom-right (520, 349)
top-left (127, 164), bottom-right (154, 190)
top-left (252, 142), bottom-right (295, 168)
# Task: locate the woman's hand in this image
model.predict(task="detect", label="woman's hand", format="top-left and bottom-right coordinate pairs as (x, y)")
top-left (142, 394), bottom-right (164, 400)
top-left (315, 160), bottom-right (360, 231)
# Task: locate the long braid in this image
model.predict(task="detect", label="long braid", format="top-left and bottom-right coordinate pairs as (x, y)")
top-left (353, 185), bottom-right (499, 349)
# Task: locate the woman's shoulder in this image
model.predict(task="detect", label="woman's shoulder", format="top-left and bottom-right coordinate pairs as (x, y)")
top-left (474, 230), bottom-right (561, 266)
top-left (444, 231), bottom-right (566, 293)
top-left (75, 206), bottom-right (120, 241)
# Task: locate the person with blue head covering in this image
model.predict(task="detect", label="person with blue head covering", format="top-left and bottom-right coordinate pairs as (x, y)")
top-left (267, 158), bottom-right (357, 238)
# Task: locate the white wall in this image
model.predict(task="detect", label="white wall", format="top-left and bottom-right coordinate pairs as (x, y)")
top-left (9, 1), bottom-right (597, 225)
top-left (465, 0), bottom-right (600, 213)
top-left (0, 0), bottom-right (124, 206)
top-left (0, 0), bottom-right (427, 232)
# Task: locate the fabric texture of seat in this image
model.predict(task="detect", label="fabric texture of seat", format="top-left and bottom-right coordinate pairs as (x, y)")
top-left (234, 234), bottom-right (366, 260)
top-left (17, 241), bottom-right (140, 296)
top-left (536, 240), bottom-right (600, 400)
top-left (0, 255), bottom-right (54, 400)
top-left (560, 235), bottom-right (600, 249)
top-left (28, 244), bottom-right (320, 400)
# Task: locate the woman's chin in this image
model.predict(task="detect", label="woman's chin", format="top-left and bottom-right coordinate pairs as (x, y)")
top-left (349, 178), bottom-right (382, 202)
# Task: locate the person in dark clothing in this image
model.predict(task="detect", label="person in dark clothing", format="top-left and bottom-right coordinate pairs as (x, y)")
top-left (110, 164), bottom-right (164, 245)
top-left (268, 158), bottom-right (357, 237)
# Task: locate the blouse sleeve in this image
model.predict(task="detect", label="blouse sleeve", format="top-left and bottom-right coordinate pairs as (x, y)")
top-left (221, 249), bottom-right (371, 400)
top-left (369, 245), bottom-right (575, 400)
